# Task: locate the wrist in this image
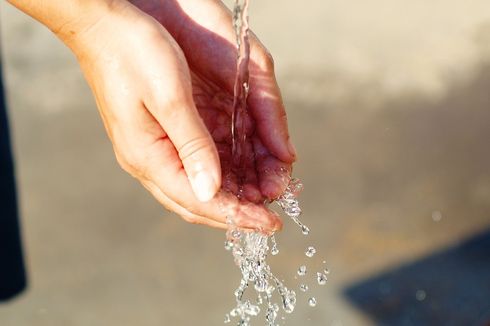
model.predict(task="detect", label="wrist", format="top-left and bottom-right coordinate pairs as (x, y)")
top-left (53, 1), bottom-right (126, 50)
top-left (7, 0), bottom-right (128, 51)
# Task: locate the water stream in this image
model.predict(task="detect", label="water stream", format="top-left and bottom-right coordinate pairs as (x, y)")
top-left (223, 1), bottom-right (327, 325)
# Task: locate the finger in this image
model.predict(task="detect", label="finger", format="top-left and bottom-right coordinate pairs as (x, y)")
top-left (142, 180), bottom-right (229, 230)
top-left (253, 136), bottom-right (292, 199)
top-left (144, 137), bottom-right (282, 232)
top-left (154, 1), bottom-right (296, 164)
top-left (143, 37), bottom-right (221, 203)
top-left (247, 47), bottom-right (297, 164)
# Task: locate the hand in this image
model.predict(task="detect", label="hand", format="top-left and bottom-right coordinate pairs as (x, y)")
top-left (131, 0), bottom-right (297, 211)
top-left (64, 1), bottom-right (293, 231)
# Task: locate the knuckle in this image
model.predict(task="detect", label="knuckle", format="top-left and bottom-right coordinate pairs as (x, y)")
top-left (155, 96), bottom-right (183, 117)
top-left (177, 136), bottom-right (214, 163)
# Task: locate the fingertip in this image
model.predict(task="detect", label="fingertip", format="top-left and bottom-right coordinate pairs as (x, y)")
top-left (265, 211), bottom-right (283, 234)
top-left (243, 184), bottom-right (263, 203)
top-left (287, 138), bottom-right (297, 161)
top-left (260, 179), bottom-right (283, 200)
top-left (189, 170), bottom-right (219, 202)
top-left (272, 215), bottom-right (283, 232)
top-left (259, 167), bottom-right (291, 200)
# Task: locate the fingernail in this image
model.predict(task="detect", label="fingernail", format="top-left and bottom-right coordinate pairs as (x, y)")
top-left (287, 138), bottom-right (297, 158)
top-left (190, 171), bottom-right (217, 202)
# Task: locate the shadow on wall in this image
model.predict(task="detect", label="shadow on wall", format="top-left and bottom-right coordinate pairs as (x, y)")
top-left (343, 229), bottom-right (490, 326)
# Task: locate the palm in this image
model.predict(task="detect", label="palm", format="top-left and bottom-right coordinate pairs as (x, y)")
top-left (190, 70), bottom-right (286, 203)
top-left (126, 0), bottom-right (295, 231)
top-left (131, 0), bottom-right (293, 201)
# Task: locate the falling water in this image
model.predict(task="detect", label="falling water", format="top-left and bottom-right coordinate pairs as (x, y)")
top-left (224, 1), bottom-right (327, 325)
top-left (231, 0), bottom-right (251, 178)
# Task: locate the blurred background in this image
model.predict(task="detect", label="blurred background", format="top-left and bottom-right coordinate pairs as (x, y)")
top-left (1, 0), bottom-right (490, 325)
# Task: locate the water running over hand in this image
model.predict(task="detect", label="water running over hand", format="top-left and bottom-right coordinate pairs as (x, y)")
top-left (231, 0), bottom-right (251, 179)
top-left (223, 1), bottom-right (327, 325)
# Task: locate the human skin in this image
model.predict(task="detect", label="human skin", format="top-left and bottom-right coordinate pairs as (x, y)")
top-left (7, 0), bottom-right (296, 232)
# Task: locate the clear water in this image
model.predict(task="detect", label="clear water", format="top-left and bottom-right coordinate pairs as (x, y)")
top-left (308, 297), bottom-right (317, 307)
top-left (231, 0), bottom-right (251, 176)
top-left (299, 284), bottom-right (309, 292)
top-left (224, 177), bottom-right (328, 324)
top-left (223, 0), bottom-right (328, 324)
top-left (305, 246), bottom-right (316, 258)
top-left (297, 265), bottom-right (307, 276)
top-left (317, 272), bottom-right (328, 285)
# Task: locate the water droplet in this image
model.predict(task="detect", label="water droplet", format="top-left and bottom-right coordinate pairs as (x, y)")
top-left (224, 240), bottom-right (234, 251)
top-left (415, 289), bottom-right (427, 301)
top-left (297, 265), bottom-right (307, 276)
top-left (255, 295), bottom-right (262, 305)
top-left (305, 246), bottom-right (316, 258)
top-left (273, 303), bottom-right (279, 312)
top-left (270, 235), bottom-right (279, 255)
top-left (324, 268), bottom-right (330, 274)
top-left (282, 291), bottom-right (296, 314)
top-left (233, 246), bottom-right (244, 257)
top-left (265, 307), bottom-right (277, 323)
top-left (301, 225), bottom-right (310, 235)
top-left (244, 302), bottom-right (260, 316)
top-left (299, 284), bottom-right (308, 292)
top-left (224, 314), bottom-right (231, 323)
top-left (317, 272), bottom-right (327, 285)
top-left (231, 229), bottom-right (242, 239)
top-left (254, 279), bottom-right (267, 292)
top-left (432, 210), bottom-right (442, 222)
top-left (308, 297), bottom-right (317, 307)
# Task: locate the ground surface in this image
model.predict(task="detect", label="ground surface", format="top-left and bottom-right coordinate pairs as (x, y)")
top-left (1, 1), bottom-right (490, 325)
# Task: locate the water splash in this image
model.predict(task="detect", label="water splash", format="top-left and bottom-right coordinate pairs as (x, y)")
top-left (276, 179), bottom-right (309, 235)
top-left (224, 178), bottom-right (307, 325)
top-left (305, 246), bottom-right (316, 258)
top-left (270, 235), bottom-right (279, 256)
top-left (317, 272), bottom-right (328, 285)
top-left (299, 284), bottom-right (309, 292)
top-left (297, 265), bottom-right (307, 276)
top-left (224, 0), bottom-right (324, 324)
top-left (308, 297), bottom-right (317, 307)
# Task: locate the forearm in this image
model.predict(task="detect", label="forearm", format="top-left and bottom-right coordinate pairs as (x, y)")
top-left (7, 0), bottom-right (120, 45)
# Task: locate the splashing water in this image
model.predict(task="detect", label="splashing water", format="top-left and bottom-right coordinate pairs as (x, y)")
top-left (308, 297), bottom-right (317, 307)
top-left (225, 180), bottom-right (307, 325)
top-left (299, 284), bottom-right (309, 292)
top-left (223, 177), bottom-right (320, 325)
top-left (223, 0), bottom-right (327, 324)
top-left (317, 272), bottom-right (328, 285)
top-left (305, 246), bottom-right (317, 258)
top-left (297, 265), bottom-right (307, 277)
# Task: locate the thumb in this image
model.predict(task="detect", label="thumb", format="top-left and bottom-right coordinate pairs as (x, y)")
top-left (148, 93), bottom-right (221, 203)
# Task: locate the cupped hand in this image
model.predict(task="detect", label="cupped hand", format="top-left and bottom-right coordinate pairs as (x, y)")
top-left (67, 1), bottom-right (295, 231)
